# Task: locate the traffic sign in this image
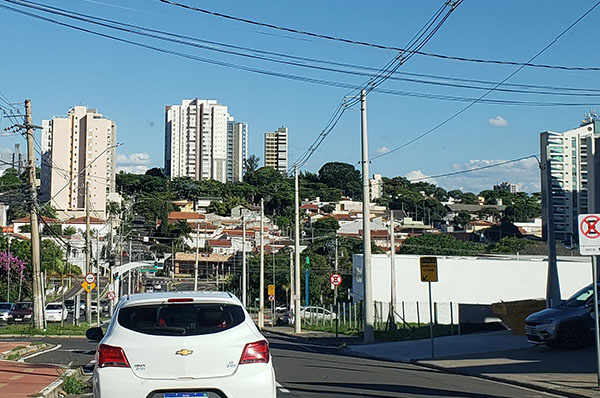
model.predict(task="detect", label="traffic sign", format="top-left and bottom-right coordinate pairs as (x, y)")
top-left (579, 214), bottom-right (600, 255)
top-left (420, 257), bottom-right (438, 282)
top-left (330, 273), bottom-right (343, 286)
top-left (268, 284), bottom-right (275, 296)
top-left (107, 291), bottom-right (116, 300)
top-left (85, 273), bottom-right (96, 284)
top-left (81, 281), bottom-right (96, 293)
top-left (268, 294), bottom-right (275, 302)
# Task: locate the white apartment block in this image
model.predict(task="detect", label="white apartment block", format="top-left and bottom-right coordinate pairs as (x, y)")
top-left (227, 121), bottom-right (248, 182)
top-left (493, 181), bottom-right (518, 193)
top-left (165, 99), bottom-right (239, 183)
top-left (369, 173), bottom-right (383, 201)
top-left (264, 126), bottom-right (288, 174)
top-left (540, 117), bottom-right (600, 242)
top-left (40, 106), bottom-right (117, 220)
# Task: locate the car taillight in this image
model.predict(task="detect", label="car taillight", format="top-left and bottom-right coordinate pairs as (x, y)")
top-left (239, 340), bottom-right (269, 364)
top-left (98, 344), bottom-right (130, 368)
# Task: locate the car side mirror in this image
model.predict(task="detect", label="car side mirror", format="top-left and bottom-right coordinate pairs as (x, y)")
top-left (86, 327), bottom-right (104, 341)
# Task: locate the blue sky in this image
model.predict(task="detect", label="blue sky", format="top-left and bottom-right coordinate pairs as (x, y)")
top-left (1, 0), bottom-right (599, 193)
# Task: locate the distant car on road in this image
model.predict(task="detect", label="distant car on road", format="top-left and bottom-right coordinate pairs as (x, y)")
top-left (526, 283), bottom-right (599, 349)
top-left (45, 303), bottom-right (68, 322)
top-left (87, 291), bottom-right (276, 397)
top-left (0, 302), bottom-right (14, 322)
top-left (9, 302), bottom-right (32, 323)
top-left (153, 281), bottom-right (162, 290)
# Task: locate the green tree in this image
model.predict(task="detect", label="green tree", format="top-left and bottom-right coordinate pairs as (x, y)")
top-left (400, 234), bottom-right (484, 256)
top-left (454, 211), bottom-right (472, 230)
top-left (245, 154), bottom-right (260, 173)
top-left (312, 217), bottom-right (340, 237)
top-left (318, 162), bottom-right (361, 199)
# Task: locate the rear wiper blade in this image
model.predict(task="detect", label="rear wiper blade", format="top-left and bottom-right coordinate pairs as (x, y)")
top-left (139, 327), bottom-right (186, 335)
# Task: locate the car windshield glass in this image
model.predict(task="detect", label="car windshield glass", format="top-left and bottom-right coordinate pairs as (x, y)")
top-left (118, 303), bottom-right (246, 336)
top-left (14, 303), bottom-right (31, 310)
top-left (46, 304), bottom-right (62, 310)
top-left (564, 285), bottom-right (594, 307)
top-left (0, 304), bottom-right (11, 310)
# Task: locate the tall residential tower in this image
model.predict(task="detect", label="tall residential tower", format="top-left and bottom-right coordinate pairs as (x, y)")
top-left (40, 106), bottom-right (117, 219)
top-left (264, 126), bottom-right (288, 174)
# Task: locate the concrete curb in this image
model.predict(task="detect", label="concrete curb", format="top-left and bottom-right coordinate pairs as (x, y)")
top-left (0, 343), bottom-right (52, 360)
top-left (35, 368), bottom-right (79, 398)
top-left (0, 334), bottom-right (87, 339)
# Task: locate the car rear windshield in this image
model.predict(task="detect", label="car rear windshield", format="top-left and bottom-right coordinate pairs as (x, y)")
top-left (46, 304), bottom-right (62, 310)
top-left (14, 303), bottom-right (31, 310)
top-left (118, 303), bottom-right (246, 336)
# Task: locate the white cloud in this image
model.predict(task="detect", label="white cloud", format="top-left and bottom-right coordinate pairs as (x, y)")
top-left (405, 169), bottom-right (437, 185)
top-left (375, 146), bottom-right (391, 154)
top-left (488, 116), bottom-right (508, 127)
top-left (117, 165), bottom-right (149, 174)
top-left (116, 152), bottom-right (151, 165)
top-left (440, 157), bottom-right (540, 193)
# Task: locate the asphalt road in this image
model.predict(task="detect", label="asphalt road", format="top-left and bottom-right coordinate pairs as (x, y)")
top-left (4, 334), bottom-right (561, 398)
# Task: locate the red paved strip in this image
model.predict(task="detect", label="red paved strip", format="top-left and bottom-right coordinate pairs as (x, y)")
top-left (0, 342), bottom-right (31, 355)
top-left (0, 359), bottom-right (63, 398)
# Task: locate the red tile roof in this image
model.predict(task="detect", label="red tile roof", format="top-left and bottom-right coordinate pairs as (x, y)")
top-left (65, 216), bottom-right (105, 224)
top-left (301, 204), bottom-right (319, 210)
top-left (13, 216), bottom-right (61, 223)
top-left (168, 212), bottom-right (205, 220)
top-left (208, 239), bottom-right (232, 247)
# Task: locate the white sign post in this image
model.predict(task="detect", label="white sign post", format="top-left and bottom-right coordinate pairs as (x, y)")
top-left (578, 214), bottom-right (600, 388)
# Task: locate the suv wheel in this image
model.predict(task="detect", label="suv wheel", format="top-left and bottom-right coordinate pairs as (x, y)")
top-left (558, 323), bottom-right (586, 349)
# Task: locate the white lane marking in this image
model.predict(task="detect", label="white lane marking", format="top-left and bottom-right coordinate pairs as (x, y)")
top-left (276, 382), bottom-right (290, 393)
top-left (18, 344), bottom-right (62, 362)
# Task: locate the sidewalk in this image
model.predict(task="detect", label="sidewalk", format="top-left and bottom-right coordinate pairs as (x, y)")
top-left (349, 331), bottom-right (599, 398)
top-left (0, 341), bottom-right (64, 398)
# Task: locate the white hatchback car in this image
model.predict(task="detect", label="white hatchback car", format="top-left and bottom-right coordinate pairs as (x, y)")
top-left (45, 302), bottom-right (68, 322)
top-left (88, 291), bottom-right (276, 398)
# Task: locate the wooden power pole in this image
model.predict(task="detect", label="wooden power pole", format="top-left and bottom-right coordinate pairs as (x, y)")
top-left (25, 99), bottom-right (43, 330)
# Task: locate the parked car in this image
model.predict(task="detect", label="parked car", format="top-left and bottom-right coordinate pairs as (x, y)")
top-left (525, 283), bottom-right (599, 349)
top-left (9, 302), bottom-right (33, 323)
top-left (100, 300), bottom-right (109, 313)
top-left (153, 281), bottom-right (162, 290)
top-left (87, 291), bottom-right (276, 398)
top-left (300, 306), bottom-right (338, 322)
top-left (45, 303), bottom-right (68, 322)
top-left (64, 299), bottom-right (75, 313)
top-left (0, 302), bottom-right (14, 322)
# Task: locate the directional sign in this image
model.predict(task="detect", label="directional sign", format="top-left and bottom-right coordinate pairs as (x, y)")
top-left (268, 284), bottom-right (275, 296)
top-left (420, 256), bottom-right (438, 282)
top-left (330, 273), bottom-right (343, 286)
top-left (268, 294), bottom-right (275, 302)
top-left (107, 291), bottom-right (116, 300)
top-left (579, 214), bottom-right (600, 255)
top-left (85, 273), bottom-right (96, 284)
top-left (81, 281), bottom-right (96, 293)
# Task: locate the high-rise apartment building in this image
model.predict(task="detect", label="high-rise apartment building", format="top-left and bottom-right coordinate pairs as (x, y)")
top-left (264, 126), bottom-right (288, 174)
top-left (493, 182), bottom-right (519, 193)
top-left (540, 116), bottom-right (600, 242)
top-left (40, 106), bottom-right (117, 219)
top-left (227, 121), bottom-right (248, 182)
top-left (165, 99), bottom-right (240, 183)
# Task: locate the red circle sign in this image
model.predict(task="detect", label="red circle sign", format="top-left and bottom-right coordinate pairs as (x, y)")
top-left (581, 215), bottom-right (600, 239)
top-left (330, 273), bottom-right (343, 286)
top-left (85, 273), bottom-right (96, 284)
top-left (107, 291), bottom-right (116, 300)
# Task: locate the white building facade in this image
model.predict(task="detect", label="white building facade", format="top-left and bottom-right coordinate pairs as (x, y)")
top-left (40, 106), bottom-right (117, 219)
top-left (227, 121), bottom-right (248, 182)
top-left (540, 117), bottom-right (600, 242)
top-left (264, 126), bottom-right (288, 173)
top-left (165, 99), bottom-right (247, 183)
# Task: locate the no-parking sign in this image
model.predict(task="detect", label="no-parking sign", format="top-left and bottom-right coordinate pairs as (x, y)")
top-left (578, 214), bottom-right (600, 255)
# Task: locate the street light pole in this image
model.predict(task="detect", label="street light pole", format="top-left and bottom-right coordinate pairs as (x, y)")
top-left (242, 215), bottom-right (247, 307)
top-left (194, 222), bottom-right (200, 291)
top-left (259, 198), bottom-right (265, 329)
top-left (294, 165), bottom-right (302, 333)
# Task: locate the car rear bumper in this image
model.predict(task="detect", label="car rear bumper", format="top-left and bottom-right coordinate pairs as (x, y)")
top-left (94, 363), bottom-right (276, 398)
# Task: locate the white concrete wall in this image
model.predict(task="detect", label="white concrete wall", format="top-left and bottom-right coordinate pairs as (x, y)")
top-left (353, 254), bottom-right (592, 305)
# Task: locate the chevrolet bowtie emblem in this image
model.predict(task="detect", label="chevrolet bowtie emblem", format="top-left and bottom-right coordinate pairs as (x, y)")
top-left (175, 349), bottom-right (193, 356)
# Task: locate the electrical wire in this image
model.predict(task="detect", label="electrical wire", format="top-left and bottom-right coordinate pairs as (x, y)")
top-left (157, 0), bottom-right (600, 72)
top-left (372, 0), bottom-right (600, 162)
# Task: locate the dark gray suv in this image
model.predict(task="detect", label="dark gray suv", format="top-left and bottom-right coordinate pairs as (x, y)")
top-left (525, 283), bottom-right (598, 349)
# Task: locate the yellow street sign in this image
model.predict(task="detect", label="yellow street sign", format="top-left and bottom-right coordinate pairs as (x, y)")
top-left (419, 257), bottom-right (438, 282)
top-left (82, 281), bottom-right (96, 293)
top-left (267, 284), bottom-right (275, 296)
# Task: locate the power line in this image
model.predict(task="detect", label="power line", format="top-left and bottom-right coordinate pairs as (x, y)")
top-left (157, 0), bottom-right (600, 72)
top-left (372, 1), bottom-right (600, 162)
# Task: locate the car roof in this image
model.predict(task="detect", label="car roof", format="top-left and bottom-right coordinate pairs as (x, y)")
top-left (119, 291), bottom-right (239, 307)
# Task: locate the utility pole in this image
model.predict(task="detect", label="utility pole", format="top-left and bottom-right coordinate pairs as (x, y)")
top-left (387, 210), bottom-right (397, 331)
top-left (242, 215), bottom-right (247, 307)
top-left (259, 198), bottom-right (265, 329)
top-left (294, 165), bottom-right (302, 333)
top-left (127, 240), bottom-right (132, 295)
top-left (85, 182), bottom-right (92, 325)
top-left (194, 222), bottom-right (200, 291)
top-left (25, 100), bottom-right (43, 330)
top-left (289, 249), bottom-right (294, 311)
top-left (542, 153), bottom-right (560, 307)
top-left (96, 233), bottom-right (100, 326)
top-left (334, 237), bottom-right (338, 306)
top-left (361, 89), bottom-right (374, 343)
